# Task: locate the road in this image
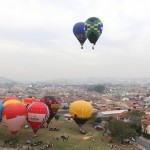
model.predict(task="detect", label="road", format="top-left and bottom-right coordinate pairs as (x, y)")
top-left (135, 137), bottom-right (150, 150)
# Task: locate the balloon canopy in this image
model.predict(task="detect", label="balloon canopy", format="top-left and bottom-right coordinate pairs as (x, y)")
top-left (3, 99), bottom-right (21, 107)
top-left (69, 100), bottom-right (93, 128)
top-left (2, 103), bottom-right (27, 135)
top-left (3, 96), bottom-right (19, 103)
top-left (40, 96), bottom-right (59, 127)
top-left (0, 102), bottom-right (3, 122)
top-left (27, 102), bottom-right (49, 134)
top-left (22, 96), bottom-right (38, 107)
top-left (73, 22), bottom-right (87, 49)
top-left (85, 17), bottom-right (103, 49)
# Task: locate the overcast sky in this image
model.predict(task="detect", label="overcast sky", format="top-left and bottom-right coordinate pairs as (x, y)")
top-left (0, 0), bottom-right (150, 81)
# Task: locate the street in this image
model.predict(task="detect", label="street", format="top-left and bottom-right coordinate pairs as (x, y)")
top-left (135, 137), bottom-right (150, 150)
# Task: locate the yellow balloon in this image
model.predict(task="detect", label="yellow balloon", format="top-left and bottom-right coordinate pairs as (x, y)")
top-left (69, 100), bottom-right (93, 127)
top-left (3, 99), bottom-right (21, 107)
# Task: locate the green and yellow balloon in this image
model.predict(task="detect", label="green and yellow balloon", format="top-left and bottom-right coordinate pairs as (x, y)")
top-left (85, 17), bottom-right (103, 49)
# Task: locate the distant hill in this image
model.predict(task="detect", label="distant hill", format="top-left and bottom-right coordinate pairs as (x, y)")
top-left (0, 76), bottom-right (13, 84)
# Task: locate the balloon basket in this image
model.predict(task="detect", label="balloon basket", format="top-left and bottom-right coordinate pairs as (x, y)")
top-left (33, 134), bottom-right (37, 138)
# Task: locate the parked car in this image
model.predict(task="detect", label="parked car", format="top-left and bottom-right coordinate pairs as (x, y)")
top-left (95, 125), bottom-right (104, 130)
top-left (49, 127), bottom-right (59, 131)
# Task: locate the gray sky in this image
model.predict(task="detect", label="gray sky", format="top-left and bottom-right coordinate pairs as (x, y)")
top-left (0, 0), bottom-right (150, 81)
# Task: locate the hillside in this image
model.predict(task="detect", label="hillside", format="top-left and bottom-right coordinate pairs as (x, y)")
top-left (0, 118), bottom-right (140, 150)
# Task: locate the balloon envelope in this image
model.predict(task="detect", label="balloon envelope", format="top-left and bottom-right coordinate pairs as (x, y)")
top-left (0, 102), bottom-right (3, 122)
top-left (85, 17), bottom-right (103, 46)
top-left (3, 99), bottom-right (21, 107)
top-left (40, 96), bottom-right (59, 126)
top-left (3, 96), bottom-right (19, 103)
top-left (73, 22), bottom-right (87, 48)
top-left (27, 102), bottom-right (49, 133)
top-left (69, 100), bottom-right (93, 127)
top-left (22, 96), bottom-right (38, 107)
top-left (2, 103), bottom-right (27, 135)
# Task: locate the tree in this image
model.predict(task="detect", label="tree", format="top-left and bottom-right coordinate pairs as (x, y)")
top-left (87, 85), bottom-right (105, 93)
top-left (127, 110), bottom-right (145, 135)
top-left (105, 119), bottom-right (136, 142)
top-left (94, 117), bottom-right (102, 123)
top-left (90, 112), bottom-right (98, 123)
top-left (54, 115), bottom-right (60, 121)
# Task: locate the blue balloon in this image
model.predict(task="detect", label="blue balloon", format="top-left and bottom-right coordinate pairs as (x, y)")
top-left (73, 22), bottom-right (87, 49)
top-left (0, 102), bottom-right (3, 122)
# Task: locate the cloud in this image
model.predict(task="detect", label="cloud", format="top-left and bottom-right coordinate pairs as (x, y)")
top-left (0, 0), bottom-right (150, 81)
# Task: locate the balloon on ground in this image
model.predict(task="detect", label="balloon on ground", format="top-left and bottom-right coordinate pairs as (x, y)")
top-left (0, 102), bottom-right (3, 122)
top-left (2, 103), bottom-right (27, 135)
top-left (40, 96), bottom-right (59, 128)
top-left (27, 102), bottom-right (50, 135)
top-left (69, 100), bottom-right (93, 128)
top-left (22, 96), bottom-right (38, 107)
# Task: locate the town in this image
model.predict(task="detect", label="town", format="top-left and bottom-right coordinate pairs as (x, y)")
top-left (0, 77), bottom-right (150, 149)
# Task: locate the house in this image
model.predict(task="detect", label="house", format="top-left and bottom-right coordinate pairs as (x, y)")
top-left (141, 114), bottom-right (150, 139)
top-left (112, 111), bottom-right (129, 122)
top-left (97, 110), bottom-right (128, 118)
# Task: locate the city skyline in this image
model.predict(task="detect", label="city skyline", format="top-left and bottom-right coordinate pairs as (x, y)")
top-left (0, 0), bottom-right (150, 81)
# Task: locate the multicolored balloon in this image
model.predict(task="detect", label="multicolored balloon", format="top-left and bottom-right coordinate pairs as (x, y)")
top-left (73, 22), bottom-right (87, 49)
top-left (85, 17), bottom-right (103, 49)
top-left (22, 96), bottom-right (38, 107)
top-left (69, 100), bottom-right (93, 128)
top-left (0, 102), bottom-right (3, 122)
top-left (3, 96), bottom-right (19, 103)
top-left (3, 99), bottom-right (21, 107)
top-left (40, 96), bottom-right (59, 128)
top-left (2, 103), bottom-right (27, 135)
top-left (27, 102), bottom-right (49, 135)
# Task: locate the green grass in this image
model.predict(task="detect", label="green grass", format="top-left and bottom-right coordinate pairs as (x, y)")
top-left (0, 119), bottom-right (140, 150)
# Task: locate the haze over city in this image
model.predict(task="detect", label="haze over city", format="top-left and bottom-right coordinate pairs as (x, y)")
top-left (0, 0), bottom-right (150, 81)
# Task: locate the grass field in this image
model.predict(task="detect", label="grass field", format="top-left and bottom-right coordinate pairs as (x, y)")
top-left (0, 118), bottom-right (140, 150)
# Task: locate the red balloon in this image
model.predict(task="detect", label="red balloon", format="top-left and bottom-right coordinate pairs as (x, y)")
top-left (22, 97), bottom-right (38, 107)
top-left (2, 103), bottom-right (27, 135)
top-left (27, 102), bottom-right (49, 134)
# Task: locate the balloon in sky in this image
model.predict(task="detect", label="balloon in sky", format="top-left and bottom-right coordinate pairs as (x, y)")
top-left (0, 102), bottom-right (3, 122)
top-left (85, 17), bottom-right (103, 49)
top-left (22, 96), bottom-right (38, 107)
top-left (69, 100), bottom-right (93, 128)
top-left (27, 102), bottom-right (49, 135)
top-left (40, 96), bottom-right (59, 127)
top-left (2, 103), bottom-right (27, 135)
top-left (73, 22), bottom-right (87, 49)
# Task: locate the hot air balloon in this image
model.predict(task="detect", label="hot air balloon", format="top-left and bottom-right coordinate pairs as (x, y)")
top-left (69, 100), bottom-right (93, 129)
top-left (73, 22), bottom-right (87, 49)
top-left (3, 96), bottom-right (19, 103)
top-left (22, 96), bottom-right (38, 107)
top-left (27, 102), bottom-right (49, 136)
top-left (85, 17), bottom-right (103, 49)
top-left (0, 102), bottom-right (3, 122)
top-left (2, 103), bottom-right (27, 135)
top-left (40, 96), bottom-right (59, 128)
top-left (3, 99), bottom-right (21, 107)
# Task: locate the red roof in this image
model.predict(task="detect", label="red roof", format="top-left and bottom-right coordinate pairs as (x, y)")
top-left (112, 111), bottom-right (128, 118)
